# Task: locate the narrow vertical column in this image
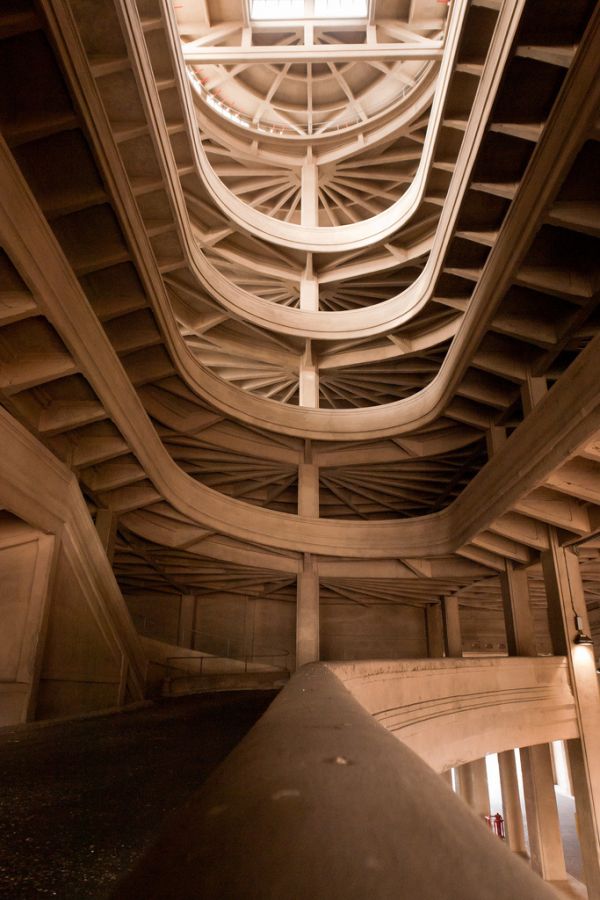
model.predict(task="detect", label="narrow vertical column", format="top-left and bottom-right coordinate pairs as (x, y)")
top-left (501, 554), bottom-right (567, 879)
top-left (500, 560), bottom-right (536, 656)
top-left (296, 554), bottom-right (319, 669)
top-left (299, 341), bottom-right (319, 408)
top-left (425, 602), bottom-right (444, 658)
top-left (178, 594), bottom-right (196, 649)
top-left (299, 255), bottom-right (318, 312)
top-left (498, 750), bottom-right (527, 855)
top-left (456, 759), bottom-right (490, 821)
top-left (95, 508), bottom-right (117, 565)
top-left (521, 744), bottom-right (567, 881)
top-left (442, 595), bottom-right (462, 657)
top-left (542, 529), bottom-right (600, 895)
top-left (300, 149), bottom-right (319, 227)
top-left (298, 441), bottom-right (319, 518)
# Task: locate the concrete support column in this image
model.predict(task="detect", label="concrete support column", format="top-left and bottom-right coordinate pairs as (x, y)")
top-left (178, 594), bottom-right (196, 649)
top-left (425, 602), bottom-right (444, 658)
top-left (299, 255), bottom-right (318, 312)
top-left (442, 595), bottom-right (462, 657)
top-left (499, 556), bottom-right (568, 879)
top-left (541, 529), bottom-right (600, 895)
top-left (299, 341), bottom-right (319, 408)
top-left (300, 151), bottom-right (318, 227)
top-left (95, 508), bottom-right (117, 566)
top-left (298, 441), bottom-right (319, 518)
top-left (456, 758), bottom-right (490, 821)
top-left (500, 560), bottom-right (536, 656)
top-left (520, 743), bottom-right (567, 881)
top-left (296, 553), bottom-right (319, 669)
top-left (498, 750), bottom-right (527, 855)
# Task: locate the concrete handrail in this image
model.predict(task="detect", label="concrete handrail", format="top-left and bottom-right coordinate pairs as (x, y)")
top-left (113, 663), bottom-right (557, 899)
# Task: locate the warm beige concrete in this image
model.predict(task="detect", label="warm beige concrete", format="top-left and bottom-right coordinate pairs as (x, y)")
top-left (498, 749), bottom-right (528, 856)
top-left (114, 664), bottom-right (558, 900)
top-left (521, 743), bottom-right (568, 882)
top-left (0, 522), bottom-right (56, 726)
top-left (542, 533), bottom-right (600, 897)
top-left (95, 509), bottom-right (117, 567)
top-left (296, 554), bottom-right (319, 669)
top-left (426, 602), bottom-right (445, 658)
top-left (1, 0), bottom-right (600, 893)
top-left (329, 657), bottom-right (578, 773)
top-left (501, 561), bottom-right (536, 656)
top-left (177, 594), bottom-right (196, 649)
top-left (320, 603), bottom-right (427, 661)
top-left (443, 595), bottom-right (462, 657)
top-left (456, 758), bottom-right (490, 821)
top-left (0, 408), bottom-right (146, 721)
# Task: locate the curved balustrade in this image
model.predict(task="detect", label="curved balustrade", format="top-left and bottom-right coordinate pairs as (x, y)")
top-left (3, 141), bottom-right (600, 557)
top-left (113, 663), bottom-right (557, 900)
top-left (97, 1), bottom-right (598, 439)
top-left (329, 657), bottom-right (578, 772)
top-left (189, 59), bottom-right (433, 143)
top-left (122, 0), bottom-right (523, 336)
top-left (176, 0), bottom-right (464, 255)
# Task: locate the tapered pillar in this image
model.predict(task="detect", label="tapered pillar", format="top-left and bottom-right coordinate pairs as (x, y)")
top-left (521, 744), bottom-right (567, 881)
top-left (299, 255), bottom-right (318, 312)
top-left (95, 508), bottom-right (117, 565)
top-left (426, 602), bottom-right (444, 658)
top-left (498, 750), bottom-right (527, 855)
top-left (298, 441), bottom-right (319, 518)
top-left (178, 594), bottom-right (196, 649)
top-left (300, 151), bottom-right (318, 227)
top-left (299, 342), bottom-right (319, 408)
top-left (456, 758), bottom-right (490, 821)
top-left (442, 595), bottom-right (462, 657)
top-left (296, 553), bottom-right (319, 669)
top-left (500, 560), bottom-right (536, 656)
top-left (542, 529), bottom-right (600, 896)
top-left (501, 555), bottom-right (567, 879)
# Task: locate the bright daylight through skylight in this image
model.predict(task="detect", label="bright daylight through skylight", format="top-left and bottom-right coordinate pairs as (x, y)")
top-left (251, 0), bottom-right (368, 20)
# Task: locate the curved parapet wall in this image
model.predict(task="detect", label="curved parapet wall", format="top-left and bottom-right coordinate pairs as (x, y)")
top-left (113, 663), bottom-right (557, 900)
top-left (330, 656), bottom-right (578, 772)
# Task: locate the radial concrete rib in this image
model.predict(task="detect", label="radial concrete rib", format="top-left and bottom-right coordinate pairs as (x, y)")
top-left (47, 0), bottom-right (600, 440)
top-left (161, 0), bottom-right (467, 254)
top-left (111, 0), bottom-right (525, 338)
top-left (3, 136), bottom-right (600, 559)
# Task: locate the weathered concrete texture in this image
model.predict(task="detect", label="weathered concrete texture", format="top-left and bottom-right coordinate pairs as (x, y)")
top-left (0, 692), bottom-right (276, 899)
top-left (115, 664), bottom-right (558, 900)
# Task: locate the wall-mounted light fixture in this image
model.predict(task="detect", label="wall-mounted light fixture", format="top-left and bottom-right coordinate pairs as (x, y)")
top-left (573, 614), bottom-right (593, 646)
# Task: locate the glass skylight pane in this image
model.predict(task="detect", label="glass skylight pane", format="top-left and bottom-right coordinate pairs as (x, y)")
top-left (250, 0), bottom-right (367, 19)
top-left (251, 0), bottom-right (305, 20)
top-left (313, 0), bottom-right (367, 16)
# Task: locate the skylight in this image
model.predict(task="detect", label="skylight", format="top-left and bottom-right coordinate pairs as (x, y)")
top-left (250, 0), bottom-right (368, 21)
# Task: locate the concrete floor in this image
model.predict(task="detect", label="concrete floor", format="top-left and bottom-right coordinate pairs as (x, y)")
top-left (0, 692), bottom-right (276, 899)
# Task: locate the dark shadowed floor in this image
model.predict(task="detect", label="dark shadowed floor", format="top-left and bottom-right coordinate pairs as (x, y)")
top-left (0, 691), bottom-right (276, 899)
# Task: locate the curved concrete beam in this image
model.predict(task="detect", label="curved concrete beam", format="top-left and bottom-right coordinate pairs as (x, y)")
top-left (330, 657), bottom-right (578, 772)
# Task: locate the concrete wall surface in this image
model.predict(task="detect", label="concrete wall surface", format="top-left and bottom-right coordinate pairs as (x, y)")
top-left (0, 409), bottom-right (147, 726)
top-left (330, 656), bottom-right (578, 771)
top-left (113, 664), bottom-right (557, 900)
